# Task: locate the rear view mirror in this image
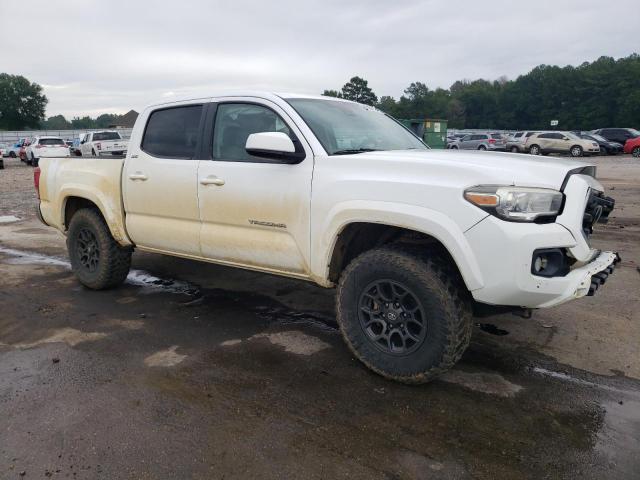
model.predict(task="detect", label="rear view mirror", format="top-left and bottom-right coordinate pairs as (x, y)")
top-left (245, 132), bottom-right (304, 164)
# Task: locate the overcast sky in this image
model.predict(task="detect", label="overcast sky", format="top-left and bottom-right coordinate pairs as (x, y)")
top-left (1, 0), bottom-right (637, 118)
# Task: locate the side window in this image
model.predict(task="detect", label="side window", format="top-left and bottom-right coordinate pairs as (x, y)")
top-left (538, 133), bottom-right (552, 139)
top-left (462, 135), bottom-right (471, 141)
top-left (142, 105), bottom-right (203, 159)
top-left (212, 103), bottom-right (295, 162)
top-left (514, 132), bottom-right (523, 138)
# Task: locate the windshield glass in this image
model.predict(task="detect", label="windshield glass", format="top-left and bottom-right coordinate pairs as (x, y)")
top-left (565, 132), bottom-right (581, 140)
top-left (590, 134), bottom-right (607, 142)
top-left (93, 132), bottom-right (121, 141)
top-left (629, 129), bottom-right (640, 136)
top-left (286, 98), bottom-right (426, 155)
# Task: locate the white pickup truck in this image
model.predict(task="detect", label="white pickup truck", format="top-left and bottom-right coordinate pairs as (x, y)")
top-left (78, 130), bottom-right (129, 157)
top-left (35, 92), bottom-right (618, 383)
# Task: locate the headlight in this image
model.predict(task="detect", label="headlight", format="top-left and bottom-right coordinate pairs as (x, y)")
top-left (464, 186), bottom-right (564, 222)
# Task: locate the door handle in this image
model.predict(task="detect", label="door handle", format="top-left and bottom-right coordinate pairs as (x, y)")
top-left (128, 172), bottom-right (148, 181)
top-left (200, 175), bottom-right (225, 186)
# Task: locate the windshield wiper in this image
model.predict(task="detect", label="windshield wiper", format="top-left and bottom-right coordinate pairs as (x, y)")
top-left (331, 148), bottom-right (380, 155)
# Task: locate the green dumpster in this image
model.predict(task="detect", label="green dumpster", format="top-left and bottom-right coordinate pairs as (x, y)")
top-left (399, 118), bottom-right (448, 149)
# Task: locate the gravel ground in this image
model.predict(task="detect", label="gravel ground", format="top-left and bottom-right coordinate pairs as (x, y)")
top-left (0, 153), bottom-right (639, 479)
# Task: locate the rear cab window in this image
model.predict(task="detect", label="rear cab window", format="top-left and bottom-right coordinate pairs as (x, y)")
top-left (39, 138), bottom-right (65, 146)
top-left (141, 105), bottom-right (204, 159)
top-left (93, 132), bottom-right (122, 141)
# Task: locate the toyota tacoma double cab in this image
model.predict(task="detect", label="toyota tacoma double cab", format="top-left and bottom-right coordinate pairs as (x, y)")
top-left (34, 92), bottom-right (619, 383)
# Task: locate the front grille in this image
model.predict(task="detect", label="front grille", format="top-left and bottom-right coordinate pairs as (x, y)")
top-left (583, 190), bottom-right (615, 238)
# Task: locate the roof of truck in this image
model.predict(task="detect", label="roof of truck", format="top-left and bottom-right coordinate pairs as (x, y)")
top-left (146, 91), bottom-right (353, 109)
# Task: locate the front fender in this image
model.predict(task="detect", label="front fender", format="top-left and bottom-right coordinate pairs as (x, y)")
top-left (312, 200), bottom-right (485, 291)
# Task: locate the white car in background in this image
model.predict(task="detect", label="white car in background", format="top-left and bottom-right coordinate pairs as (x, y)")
top-left (25, 136), bottom-right (70, 166)
top-left (79, 131), bottom-right (129, 157)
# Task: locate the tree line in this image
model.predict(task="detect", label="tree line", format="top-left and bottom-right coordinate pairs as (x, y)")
top-left (2, 53), bottom-right (638, 131)
top-left (325, 54), bottom-right (640, 130)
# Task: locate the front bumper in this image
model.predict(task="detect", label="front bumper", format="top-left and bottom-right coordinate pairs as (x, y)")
top-left (464, 174), bottom-right (618, 309)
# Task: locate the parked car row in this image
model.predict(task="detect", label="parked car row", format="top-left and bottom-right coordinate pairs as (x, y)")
top-left (0, 130), bottom-right (129, 167)
top-left (446, 127), bottom-right (639, 158)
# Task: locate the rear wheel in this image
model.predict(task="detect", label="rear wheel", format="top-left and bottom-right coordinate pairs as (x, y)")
top-left (91, 148), bottom-right (97, 157)
top-left (510, 146), bottom-right (519, 153)
top-left (451, 145), bottom-right (458, 150)
top-left (570, 145), bottom-right (583, 157)
top-left (336, 246), bottom-right (472, 384)
top-left (632, 147), bottom-right (640, 158)
top-left (600, 146), bottom-right (608, 156)
top-left (478, 145), bottom-right (487, 151)
top-left (529, 144), bottom-right (541, 155)
top-left (67, 208), bottom-right (132, 290)
top-left (9, 151), bottom-right (16, 158)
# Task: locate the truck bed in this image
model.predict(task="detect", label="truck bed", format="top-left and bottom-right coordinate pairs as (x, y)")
top-left (38, 156), bottom-right (131, 245)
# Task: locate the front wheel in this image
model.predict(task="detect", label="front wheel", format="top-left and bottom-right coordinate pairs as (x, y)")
top-left (478, 145), bottom-right (487, 151)
top-left (632, 147), bottom-right (640, 158)
top-left (336, 246), bottom-right (472, 384)
top-left (570, 145), bottom-right (583, 157)
top-left (67, 208), bottom-right (132, 289)
top-left (510, 146), bottom-right (519, 153)
top-left (529, 144), bottom-right (541, 155)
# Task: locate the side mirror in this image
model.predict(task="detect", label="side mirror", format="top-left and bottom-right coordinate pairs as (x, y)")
top-left (245, 132), bottom-right (304, 163)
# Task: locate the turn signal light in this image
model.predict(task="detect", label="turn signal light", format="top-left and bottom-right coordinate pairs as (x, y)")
top-left (464, 192), bottom-right (499, 207)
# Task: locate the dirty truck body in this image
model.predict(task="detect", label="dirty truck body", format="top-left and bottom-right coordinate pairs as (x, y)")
top-left (35, 92), bottom-right (619, 383)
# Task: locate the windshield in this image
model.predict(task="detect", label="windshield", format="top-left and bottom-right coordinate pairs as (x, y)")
top-left (565, 132), bottom-right (581, 140)
top-left (286, 98), bottom-right (427, 155)
top-left (629, 129), bottom-right (640, 136)
top-left (93, 132), bottom-right (122, 141)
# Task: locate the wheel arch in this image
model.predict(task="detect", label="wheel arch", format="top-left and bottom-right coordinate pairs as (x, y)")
top-left (60, 190), bottom-right (132, 246)
top-left (316, 203), bottom-right (484, 292)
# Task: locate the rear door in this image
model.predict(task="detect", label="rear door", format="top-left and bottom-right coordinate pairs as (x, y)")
top-left (196, 99), bottom-right (313, 275)
top-left (123, 102), bottom-right (206, 256)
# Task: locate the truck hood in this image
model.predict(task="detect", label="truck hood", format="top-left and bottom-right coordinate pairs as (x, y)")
top-left (349, 149), bottom-right (595, 191)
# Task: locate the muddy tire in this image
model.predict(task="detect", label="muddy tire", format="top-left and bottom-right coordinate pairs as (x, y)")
top-left (336, 246), bottom-right (472, 384)
top-left (67, 208), bottom-right (132, 290)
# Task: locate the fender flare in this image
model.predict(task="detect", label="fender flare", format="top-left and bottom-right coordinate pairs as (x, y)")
top-left (312, 200), bottom-right (485, 291)
top-left (59, 185), bottom-right (132, 246)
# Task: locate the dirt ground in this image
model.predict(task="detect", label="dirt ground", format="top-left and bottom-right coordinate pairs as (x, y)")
top-left (1, 154), bottom-right (639, 479)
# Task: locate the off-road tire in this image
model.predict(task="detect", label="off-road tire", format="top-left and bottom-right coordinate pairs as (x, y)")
top-left (336, 246), bottom-right (473, 384)
top-left (632, 147), bottom-right (640, 158)
top-left (67, 208), bottom-right (132, 290)
top-left (570, 145), bottom-right (583, 157)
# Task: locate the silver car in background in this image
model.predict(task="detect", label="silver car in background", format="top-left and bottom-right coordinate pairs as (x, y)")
top-left (506, 131), bottom-right (539, 153)
top-left (449, 133), bottom-right (506, 151)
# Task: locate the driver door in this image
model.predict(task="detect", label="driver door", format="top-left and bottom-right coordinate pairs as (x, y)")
top-left (197, 99), bottom-right (313, 276)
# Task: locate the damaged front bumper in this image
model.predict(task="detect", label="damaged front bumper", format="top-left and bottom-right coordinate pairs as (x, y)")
top-left (535, 250), bottom-right (621, 308)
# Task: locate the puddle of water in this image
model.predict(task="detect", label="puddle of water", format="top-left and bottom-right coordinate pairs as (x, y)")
top-left (596, 399), bottom-right (640, 477)
top-left (250, 330), bottom-right (331, 356)
top-left (0, 246), bottom-right (199, 296)
top-left (0, 215), bottom-right (21, 223)
top-left (126, 269), bottom-right (199, 296)
top-left (531, 367), bottom-right (638, 396)
top-left (144, 346), bottom-right (187, 367)
top-left (440, 369), bottom-right (523, 397)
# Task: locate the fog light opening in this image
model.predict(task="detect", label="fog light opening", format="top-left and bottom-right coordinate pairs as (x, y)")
top-left (531, 249), bottom-right (570, 278)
